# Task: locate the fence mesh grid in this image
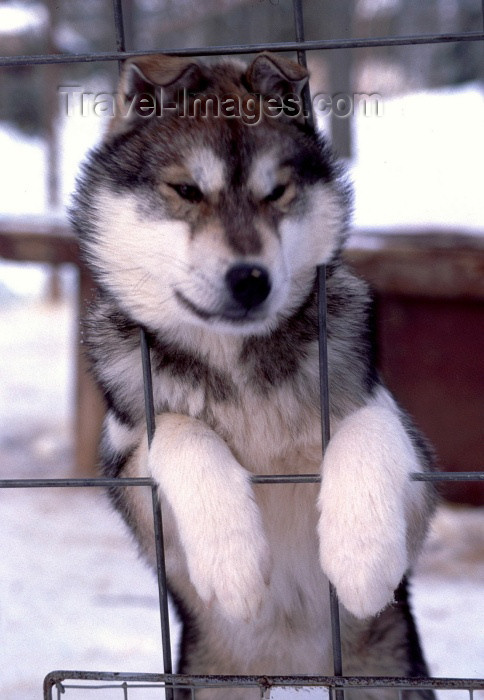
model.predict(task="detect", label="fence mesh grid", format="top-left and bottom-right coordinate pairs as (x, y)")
top-left (1, 0), bottom-right (483, 698)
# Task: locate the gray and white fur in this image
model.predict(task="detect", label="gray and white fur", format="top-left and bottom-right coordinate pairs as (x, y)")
top-left (72, 53), bottom-right (437, 699)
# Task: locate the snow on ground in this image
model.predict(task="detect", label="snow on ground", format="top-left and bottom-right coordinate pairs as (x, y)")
top-left (0, 296), bottom-right (180, 698)
top-left (0, 296), bottom-right (483, 700)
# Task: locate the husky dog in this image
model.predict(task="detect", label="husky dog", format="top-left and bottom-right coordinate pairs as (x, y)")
top-left (73, 53), bottom-right (436, 698)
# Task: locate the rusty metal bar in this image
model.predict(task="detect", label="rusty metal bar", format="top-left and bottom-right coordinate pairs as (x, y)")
top-left (43, 670), bottom-right (484, 696)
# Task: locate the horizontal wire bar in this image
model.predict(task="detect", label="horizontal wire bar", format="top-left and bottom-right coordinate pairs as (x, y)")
top-left (43, 671), bottom-right (484, 690)
top-left (252, 474), bottom-right (321, 484)
top-left (411, 472), bottom-right (484, 482)
top-left (1, 31), bottom-right (483, 67)
top-left (0, 477), bottom-right (152, 488)
top-left (1, 472), bottom-right (483, 489)
top-left (55, 685), bottom-right (208, 695)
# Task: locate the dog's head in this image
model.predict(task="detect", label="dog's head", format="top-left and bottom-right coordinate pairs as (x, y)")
top-left (75, 53), bottom-right (349, 338)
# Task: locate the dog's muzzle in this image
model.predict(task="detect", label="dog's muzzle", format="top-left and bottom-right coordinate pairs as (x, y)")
top-left (225, 264), bottom-right (271, 311)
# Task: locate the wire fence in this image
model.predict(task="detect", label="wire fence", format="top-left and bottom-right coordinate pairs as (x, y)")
top-left (1, 0), bottom-right (483, 697)
top-left (43, 671), bottom-right (484, 700)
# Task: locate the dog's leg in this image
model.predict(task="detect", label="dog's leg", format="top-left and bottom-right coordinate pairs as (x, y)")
top-left (317, 386), bottom-right (431, 620)
top-left (148, 413), bottom-right (271, 622)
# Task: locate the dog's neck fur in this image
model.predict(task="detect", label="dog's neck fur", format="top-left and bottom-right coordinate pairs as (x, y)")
top-left (98, 271), bottom-right (319, 382)
top-left (87, 261), bottom-right (372, 448)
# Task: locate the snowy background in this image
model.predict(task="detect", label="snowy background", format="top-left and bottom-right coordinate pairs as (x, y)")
top-left (0, 6), bottom-right (483, 695)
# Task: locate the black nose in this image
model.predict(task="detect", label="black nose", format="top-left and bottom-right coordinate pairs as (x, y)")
top-left (225, 264), bottom-right (271, 310)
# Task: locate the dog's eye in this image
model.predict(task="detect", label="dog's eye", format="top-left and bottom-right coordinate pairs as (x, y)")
top-left (169, 183), bottom-right (204, 203)
top-left (264, 183), bottom-right (287, 203)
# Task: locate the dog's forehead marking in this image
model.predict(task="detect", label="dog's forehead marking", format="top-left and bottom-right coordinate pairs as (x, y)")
top-left (186, 147), bottom-right (226, 194)
top-left (248, 152), bottom-right (280, 198)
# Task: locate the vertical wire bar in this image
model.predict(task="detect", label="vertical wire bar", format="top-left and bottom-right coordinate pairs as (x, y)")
top-left (140, 329), bottom-right (174, 698)
top-left (112, 3), bottom-right (174, 678)
top-left (292, 0), bottom-right (344, 683)
top-left (292, 0), bottom-right (314, 129)
top-left (113, 4), bottom-right (173, 691)
top-left (140, 329), bottom-right (156, 445)
top-left (319, 272), bottom-right (344, 683)
top-left (151, 485), bottom-right (174, 686)
top-left (112, 0), bottom-right (126, 54)
top-left (113, 0), bottom-right (174, 688)
top-left (317, 269), bottom-right (331, 454)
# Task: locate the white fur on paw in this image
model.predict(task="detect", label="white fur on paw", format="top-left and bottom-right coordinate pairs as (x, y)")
top-left (318, 504), bottom-right (407, 619)
top-left (317, 395), bottom-right (417, 619)
top-left (148, 414), bottom-right (272, 622)
top-left (187, 522), bottom-right (271, 621)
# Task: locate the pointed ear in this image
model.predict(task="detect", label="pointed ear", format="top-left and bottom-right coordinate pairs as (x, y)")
top-left (246, 52), bottom-right (308, 99)
top-left (111, 54), bottom-right (205, 134)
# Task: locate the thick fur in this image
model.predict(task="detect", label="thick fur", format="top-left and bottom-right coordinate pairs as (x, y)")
top-left (72, 53), bottom-right (436, 699)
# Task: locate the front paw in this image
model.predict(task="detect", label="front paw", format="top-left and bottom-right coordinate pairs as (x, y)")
top-left (188, 525), bottom-right (271, 621)
top-left (148, 413), bottom-right (272, 621)
top-left (317, 402), bottom-right (412, 619)
top-left (318, 506), bottom-right (407, 619)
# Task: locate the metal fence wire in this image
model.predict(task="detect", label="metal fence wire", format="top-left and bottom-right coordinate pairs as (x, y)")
top-left (1, 0), bottom-right (483, 698)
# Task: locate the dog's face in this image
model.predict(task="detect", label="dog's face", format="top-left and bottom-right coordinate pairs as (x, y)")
top-left (77, 53), bottom-right (347, 338)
